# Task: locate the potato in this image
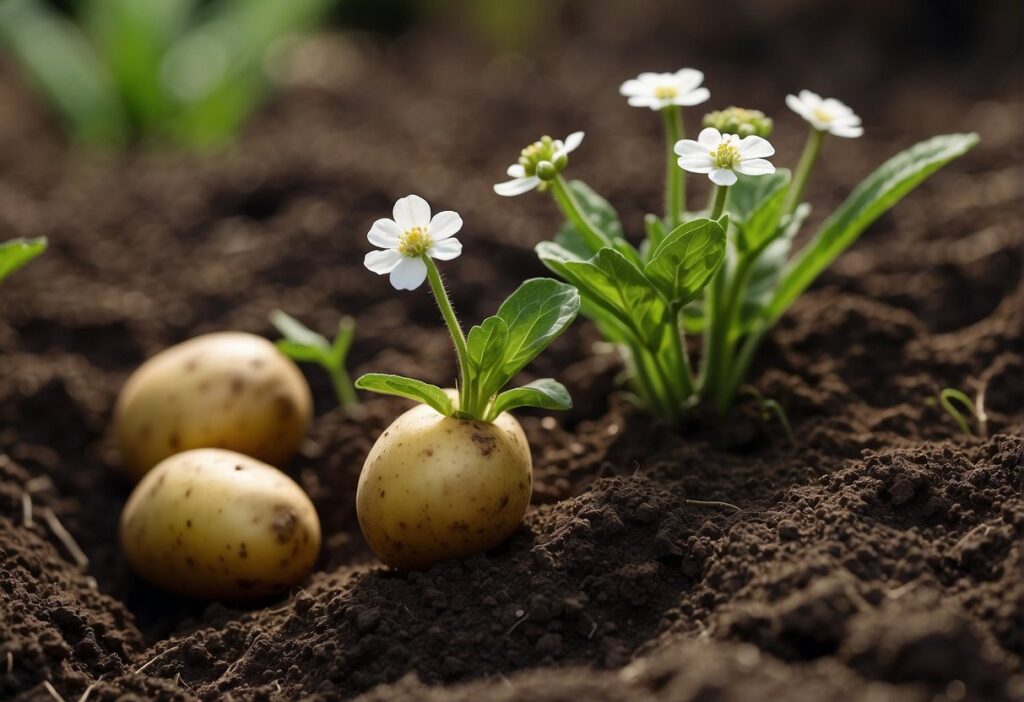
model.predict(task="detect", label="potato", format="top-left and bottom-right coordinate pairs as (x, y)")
top-left (356, 400), bottom-right (533, 570)
top-left (120, 448), bottom-right (321, 600)
top-left (115, 332), bottom-right (312, 481)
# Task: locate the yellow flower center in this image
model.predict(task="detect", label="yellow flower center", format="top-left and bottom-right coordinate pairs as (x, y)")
top-left (711, 141), bottom-right (741, 169)
top-left (398, 226), bottom-right (432, 257)
top-left (655, 85), bottom-right (679, 99)
top-left (812, 107), bottom-right (833, 124)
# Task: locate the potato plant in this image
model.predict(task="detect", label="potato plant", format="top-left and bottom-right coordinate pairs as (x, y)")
top-left (494, 71), bottom-right (978, 424)
top-left (115, 331), bottom-right (312, 480)
top-left (120, 448), bottom-right (321, 599)
top-left (357, 195), bottom-right (580, 569)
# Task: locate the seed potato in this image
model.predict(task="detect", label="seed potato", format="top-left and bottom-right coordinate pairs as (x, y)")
top-left (120, 448), bottom-right (321, 600)
top-left (357, 400), bottom-right (533, 570)
top-left (115, 332), bottom-right (312, 481)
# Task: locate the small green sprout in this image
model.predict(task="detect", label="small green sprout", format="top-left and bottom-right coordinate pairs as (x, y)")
top-left (358, 195), bottom-right (580, 422)
top-left (271, 311), bottom-right (358, 410)
top-left (0, 0), bottom-right (335, 148)
top-left (0, 237), bottom-right (46, 282)
top-left (495, 72), bottom-right (978, 425)
top-left (741, 385), bottom-right (795, 446)
top-left (938, 385), bottom-right (988, 438)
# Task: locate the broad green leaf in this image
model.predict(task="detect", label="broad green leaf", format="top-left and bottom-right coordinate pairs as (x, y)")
top-left (766, 133), bottom-right (978, 322)
top-left (557, 179), bottom-right (624, 241)
top-left (0, 0), bottom-right (125, 145)
top-left (735, 171), bottom-right (791, 252)
top-left (738, 204), bottom-right (811, 329)
top-left (728, 170), bottom-right (790, 222)
top-left (488, 379), bottom-right (572, 419)
top-left (564, 248), bottom-right (666, 346)
top-left (0, 237), bottom-right (47, 282)
top-left (275, 340), bottom-right (326, 364)
top-left (355, 374), bottom-right (453, 416)
top-left (467, 316), bottom-right (509, 373)
top-left (491, 278), bottom-right (579, 385)
top-left (270, 310), bottom-right (330, 351)
top-left (644, 218), bottom-right (726, 306)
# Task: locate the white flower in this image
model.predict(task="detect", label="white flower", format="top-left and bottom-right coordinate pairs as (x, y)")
top-left (494, 132), bottom-right (584, 197)
top-left (785, 90), bottom-right (863, 138)
top-left (674, 127), bottom-right (776, 186)
top-left (364, 195), bottom-right (463, 291)
top-left (618, 68), bottom-right (710, 111)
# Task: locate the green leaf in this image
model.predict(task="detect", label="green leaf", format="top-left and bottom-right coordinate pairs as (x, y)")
top-left (0, 0), bottom-right (126, 145)
top-left (738, 204), bottom-right (811, 329)
top-left (735, 171), bottom-right (791, 252)
top-left (489, 379), bottom-right (572, 419)
top-left (275, 340), bottom-right (326, 364)
top-left (355, 374), bottom-right (454, 416)
top-left (489, 278), bottom-right (579, 386)
top-left (644, 218), bottom-right (727, 306)
top-left (766, 133), bottom-right (978, 322)
top-left (329, 316), bottom-right (356, 367)
top-left (270, 310), bottom-right (330, 351)
top-left (0, 237), bottom-right (47, 283)
top-left (728, 171), bottom-right (790, 222)
top-left (557, 179), bottom-right (624, 242)
top-left (467, 316), bottom-right (509, 372)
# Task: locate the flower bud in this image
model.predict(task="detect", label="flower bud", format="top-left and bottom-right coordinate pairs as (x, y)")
top-left (536, 160), bottom-right (557, 181)
top-left (702, 107), bottom-right (773, 138)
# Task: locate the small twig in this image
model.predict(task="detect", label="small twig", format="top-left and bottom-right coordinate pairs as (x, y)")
top-left (40, 508), bottom-right (88, 570)
top-left (685, 498), bottom-right (742, 512)
top-left (974, 381), bottom-right (989, 439)
top-left (21, 491), bottom-right (32, 528)
top-left (5, 651), bottom-right (13, 674)
top-left (954, 522), bottom-right (993, 550)
top-left (77, 681), bottom-right (100, 702)
top-left (135, 644), bottom-right (180, 675)
top-left (223, 635), bottom-right (264, 679)
top-left (25, 475), bottom-right (54, 493)
top-left (42, 680), bottom-right (65, 702)
top-left (505, 610), bottom-right (528, 637)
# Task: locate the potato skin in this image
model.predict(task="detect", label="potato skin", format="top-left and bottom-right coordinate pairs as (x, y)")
top-left (357, 402), bottom-right (533, 570)
top-left (115, 332), bottom-right (312, 481)
top-left (120, 448), bottom-right (321, 600)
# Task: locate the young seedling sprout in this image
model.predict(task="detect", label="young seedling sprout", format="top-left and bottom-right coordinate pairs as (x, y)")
top-left (937, 384), bottom-right (989, 438)
top-left (271, 310), bottom-right (359, 410)
top-left (495, 69), bottom-right (978, 426)
top-left (0, 237), bottom-right (46, 282)
top-left (357, 195), bottom-right (580, 569)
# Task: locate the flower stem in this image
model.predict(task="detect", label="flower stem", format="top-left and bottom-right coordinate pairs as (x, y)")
top-left (783, 127), bottom-right (824, 215)
top-left (662, 106), bottom-right (686, 226)
top-left (330, 365), bottom-right (359, 408)
top-left (699, 185), bottom-right (730, 406)
top-left (550, 175), bottom-right (610, 252)
top-left (423, 256), bottom-right (474, 416)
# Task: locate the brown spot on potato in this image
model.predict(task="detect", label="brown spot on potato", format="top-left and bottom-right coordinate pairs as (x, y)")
top-left (230, 377), bottom-right (244, 394)
top-left (470, 431), bottom-right (496, 457)
top-left (271, 508), bottom-right (297, 544)
top-left (239, 543), bottom-right (248, 559)
top-left (186, 520), bottom-right (193, 528)
top-left (169, 434), bottom-right (181, 450)
top-left (497, 494), bottom-right (510, 511)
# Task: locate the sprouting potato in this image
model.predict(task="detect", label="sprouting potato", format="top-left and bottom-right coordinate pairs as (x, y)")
top-left (115, 332), bottom-right (312, 481)
top-left (356, 398), bottom-right (533, 570)
top-left (120, 448), bottom-right (321, 600)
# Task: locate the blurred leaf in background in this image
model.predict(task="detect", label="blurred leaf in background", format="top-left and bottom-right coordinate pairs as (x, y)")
top-left (0, 0), bottom-right (337, 148)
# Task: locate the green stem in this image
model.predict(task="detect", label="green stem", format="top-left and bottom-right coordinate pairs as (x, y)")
top-left (783, 127), bottom-right (824, 215)
top-left (722, 322), bottom-right (768, 408)
top-left (330, 365), bottom-right (359, 408)
top-left (667, 304), bottom-right (695, 397)
top-left (423, 256), bottom-right (475, 416)
top-left (699, 185), bottom-right (730, 406)
top-left (663, 106), bottom-right (686, 226)
top-left (712, 253), bottom-right (755, 410)
top-left (550, 175), bottom-right (610, 252)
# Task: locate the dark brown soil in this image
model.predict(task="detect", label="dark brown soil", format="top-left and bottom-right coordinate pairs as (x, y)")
top-left (1, 1), bottom-right (1022, 700)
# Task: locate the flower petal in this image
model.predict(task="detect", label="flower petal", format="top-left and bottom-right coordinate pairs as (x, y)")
top-left (738, 135), bottom-right (775, 159)
top-left (709, 168), bottom-right (738, 186)
top-left (507, 164), bottom-right (526, 177)
top-left (830, 124), bottom-right (864, 138)
top-left (674, 138), bottom-right (708, 157)
top-left (786, 94), bottom-right (809, 119)
top-left (674, 87), bottom-right (710, 106)
top-left (494, 176), bottom-right (541, 197)
top-left (697, 127), bottom-right (722, 148)
top-left (367, 218), bottom-right (402, 248)
top-left (389, 256), bottom-right (428, 291)
top-left (673, 67), bottom-right (704, 90)
top-left (627, 95), bottom-right (664, 109)
top-left (364, 248), bottom-right (403, 275)
top-left (678, 155), bottom-right (714, 173)
top-left (561, 131), bottom-right (584, 155)
top-left (619, 78), bottom-right (646, 97)
top-left (735, 158), bottom-right (776, 176)
top-left (429, 210), bottom-right (463, 240)
top-left (393, 194), bottom-right (431, 230)
top-left (429, 237), bottom-right (462, 261)
top-left (798, 89), bottom-right (822, 106)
